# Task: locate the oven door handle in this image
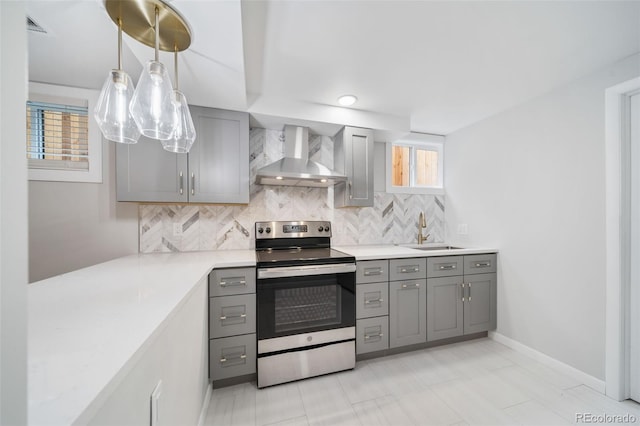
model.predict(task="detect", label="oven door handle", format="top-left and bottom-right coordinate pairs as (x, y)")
top-left (257, 263), bottom-right (356, 279)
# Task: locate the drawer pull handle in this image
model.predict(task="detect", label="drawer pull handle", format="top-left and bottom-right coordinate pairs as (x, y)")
top-left (364, 298), bottom-right (384, 304)
top-left (401, 283), bottom-right (420, 289)
top-left (439, 265), bottom-right (456, 270)
top-left (475, 262), bottom-right (491, 267)
top-left (461, 283), bottom-right (466, 302)
top-left (220, 279), bottom-right (247, 287)
top-left (468, 282), bottom-right (472, 301)
top-left (220, 313), bottom-right (247, 321)
top-left (400, 266), bottom-right (419, 273)
top-left (364, 268), bottom-right (383, 276)
top-left (364, 333), bottom-right (384, 340)
top-left (220, 354), bottom-right (247, 363)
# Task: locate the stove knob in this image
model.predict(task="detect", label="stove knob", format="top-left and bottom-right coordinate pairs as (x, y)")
top-left (318, 226), bottom-right (324, 232)
top-left (265, 227), bottom-right (271, 234)
top-left (258, 228), bottom-right (264, 234)
top-left (324, 226), bottom-right (330, 232)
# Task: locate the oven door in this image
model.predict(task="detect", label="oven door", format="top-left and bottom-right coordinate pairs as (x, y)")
top-left (257, 263), bottom-right (356, 343)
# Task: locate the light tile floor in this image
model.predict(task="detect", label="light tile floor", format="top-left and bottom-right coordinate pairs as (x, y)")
top-left (204, 338), bottom-right (640, 426)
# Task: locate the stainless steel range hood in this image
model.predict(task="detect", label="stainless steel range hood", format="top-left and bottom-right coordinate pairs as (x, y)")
top-left (256, 125), bottom-right (347, 187)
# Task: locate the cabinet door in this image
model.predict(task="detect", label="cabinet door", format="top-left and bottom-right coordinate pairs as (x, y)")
top-left (209, 294), bottom-right (256, 338)
top-left (389, 279), bottom-right (426, 348)
top-left (188, 106), bottom-right (249, 203)
top-left (427, 276), bottom-right (464, 341)
top-left (334, 126), bottom-right (374, 207)
top-left (116, 136), bottom-right (188, 202)
top-left (210, 334), bottom-right (256, 380)
top-left (463, 273), bottom-right (497, 334)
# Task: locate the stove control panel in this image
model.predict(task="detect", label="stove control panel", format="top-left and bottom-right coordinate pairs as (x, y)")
top-left (255, 221), bottom-right (332, 239)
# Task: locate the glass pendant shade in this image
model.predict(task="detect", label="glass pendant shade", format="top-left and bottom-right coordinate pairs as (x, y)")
top-left (161, 90), bottom-right (196, 153)
top-left (94, 69), bottom-right (141, 144)
top-left (129, 60), bottom-right (177, 140)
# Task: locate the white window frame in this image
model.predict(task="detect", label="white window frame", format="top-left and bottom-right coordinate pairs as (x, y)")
top-left (28, 82), bottom-right (102, 183)
top-left (385, 132), bottom-right (445, 195)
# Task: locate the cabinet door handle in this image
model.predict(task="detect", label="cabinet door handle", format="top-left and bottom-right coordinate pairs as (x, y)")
top-left (475, 262), bottom-right (491, 267)
top-left (219, 313), bottom-right (247, 321)
top-left (401, 283), bottom-right (420, 289)
top-left (400, 266), bottom-right (419, 273)
top-left (191, 173), bottom-right (195, 196)
top-left (219, 279), bottom-right (247, 287)
top-left (364, 267), bottom-right (383, 276)
top-left (468, 282), bottom-right (472, 301)
top-left (220, 354), bottom-right (246, 363)
top-left (461, 283), bottom-right (466, 302)
top-left (439, 264), bottom-right (456, 270)
top-left (364, 298), bottom-right (384, 304)
top-left (364, 333), bottom-right (384, 340)
top-left (348, 181), bottom-right (353, 200)
top-left (179, 171), bottom-right (184, 195)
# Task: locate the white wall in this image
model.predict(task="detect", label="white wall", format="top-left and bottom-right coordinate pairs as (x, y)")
top-left (445, 53), bottom-right (640, 380)
top-left (28, 141), bottom-right (139, 282)
top-left (0, 1), bottom-right (28, 424)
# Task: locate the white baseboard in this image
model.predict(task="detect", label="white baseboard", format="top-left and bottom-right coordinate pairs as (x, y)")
top-left (197, 382), bottom-right (213, 426)
top-left (489, 331), bottom-right (606, 394)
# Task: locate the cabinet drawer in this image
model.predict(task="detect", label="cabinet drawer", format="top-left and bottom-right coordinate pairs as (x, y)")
top-left (389, 258), bottom-right (427, 281)
top-left (356, 260), bottom-right (389, 284)
top-left (209, 267), bottom-right (256, 297)
top-left (464, 254), bottom-right (497, 275)
top-left (356, 282), bottom-right (388, 319)
top-left (210, 334), bottom-right (256, 380)
top-left (427, 256), bottom-right (464, 277)
top-left (356, 317), bottom-right (389, 354)
top-left (209, 294), bottom-right (256, 338)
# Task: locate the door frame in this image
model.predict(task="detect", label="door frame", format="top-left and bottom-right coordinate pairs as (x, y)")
top-left (605, 76), bottom-right (640, 401)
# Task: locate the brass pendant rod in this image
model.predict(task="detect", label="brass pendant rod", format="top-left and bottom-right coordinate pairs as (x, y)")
top-left (117, 17), bottom-right (122, 70)
top-left (174, 46), bottom-right (179, 90)
top-left (154, 6), bottom-right (159, 62)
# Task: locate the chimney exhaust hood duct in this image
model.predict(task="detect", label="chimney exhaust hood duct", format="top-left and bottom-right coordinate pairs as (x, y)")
top-left (255, 125), bottom-right (347, 187)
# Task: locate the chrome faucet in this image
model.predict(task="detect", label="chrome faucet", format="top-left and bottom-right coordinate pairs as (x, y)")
top-left (418, 211), bottom-right (430, 244)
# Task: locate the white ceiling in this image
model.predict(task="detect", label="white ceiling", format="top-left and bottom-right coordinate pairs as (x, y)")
top-left (26, 0), bottom-right (640, 137)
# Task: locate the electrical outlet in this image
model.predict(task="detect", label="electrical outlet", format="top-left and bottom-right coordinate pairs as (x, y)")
top-left (457, 224), bottom-right (468, 235)
top-left (150, 380), bottom-right (162, 426)
top-left (173, 223), bottom-right (183, 237)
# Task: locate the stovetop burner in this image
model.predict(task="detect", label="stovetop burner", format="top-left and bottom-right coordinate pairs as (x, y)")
top-left (255, 221), bottom-right (354, 268)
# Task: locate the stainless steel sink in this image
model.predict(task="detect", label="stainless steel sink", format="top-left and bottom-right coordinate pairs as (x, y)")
top-left (412, 245), bottom-right (463, 251)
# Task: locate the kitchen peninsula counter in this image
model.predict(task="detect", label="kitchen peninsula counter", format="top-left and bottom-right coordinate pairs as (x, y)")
top-left (28, 250), bottom-right (255, 426)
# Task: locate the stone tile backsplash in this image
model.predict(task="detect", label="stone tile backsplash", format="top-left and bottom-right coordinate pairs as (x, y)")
top-left (139, 128), bottom-right (445, 252)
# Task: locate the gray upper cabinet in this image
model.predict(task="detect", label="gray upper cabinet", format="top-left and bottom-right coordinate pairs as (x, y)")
top-left (116, 106), bottom-right (249, 204)
top-left (116, 136), bottom-right (188, 202)
top-left (188, 106), bottom-right (249, 203)
top-left (334, 126), bottom-right (374, 207)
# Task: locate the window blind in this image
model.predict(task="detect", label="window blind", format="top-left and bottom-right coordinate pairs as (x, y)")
top-left (26, 100), bottom-right (89, 171)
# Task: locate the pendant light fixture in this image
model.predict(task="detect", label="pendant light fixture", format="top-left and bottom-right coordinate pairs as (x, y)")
top-left (161, 48), bottom-right (196, 153)
top-left (101, 0), bottom-right (195, 145)
top-left (94, 18), bottom-right (141, 144)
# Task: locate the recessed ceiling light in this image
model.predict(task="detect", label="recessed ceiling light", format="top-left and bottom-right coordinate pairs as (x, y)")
top-left (275, 176), bottom-right (284, 180)
top-left (337, 95), bottom-right (358, 107)
top-left (320, 178), bottom-right (328, 183)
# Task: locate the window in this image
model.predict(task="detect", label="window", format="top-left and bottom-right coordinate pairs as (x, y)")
top-left (386, 133), bottom-right (444, 194)
top-left (27, 82), bottom-right (102, 183)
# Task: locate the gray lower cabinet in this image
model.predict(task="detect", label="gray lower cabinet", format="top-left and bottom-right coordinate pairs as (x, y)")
top-left (209, 267), bottom-right (256, 382)
top-left (116, 106), bottom-right (249, 203)
top-left (426, 254), bottom-right (497, 341)
top-left (389, 279), bottom-right (426, 348)
top-left (355, 260), bottom-right (389, 355)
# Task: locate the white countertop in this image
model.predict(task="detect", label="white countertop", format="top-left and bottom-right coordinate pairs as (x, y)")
top-left (28, 250), bottom-right (255, 426)
top-left (334, 244), bottom-right (498, 260)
